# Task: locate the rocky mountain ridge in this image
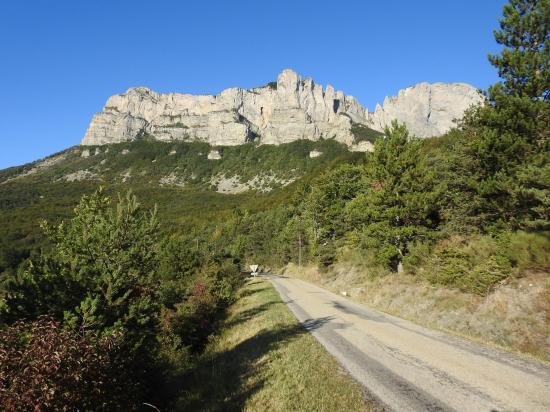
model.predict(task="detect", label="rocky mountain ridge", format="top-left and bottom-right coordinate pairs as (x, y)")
top-left (82, 69), bottom-right (484, 150)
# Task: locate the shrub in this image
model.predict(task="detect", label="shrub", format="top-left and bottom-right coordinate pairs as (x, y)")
top-left (420, 236), bottom-right (512, 295)
top-left (160, 259), bottom-right (242, 355)
top-left (463, 256), bottom-right (511, 295)
top-left (497, 231), bottom-right (550, 271)
top-left (402, 240), bottom-right (432, 273)
top-left (1, 188), bottom-right (162, 357)
top-left (0, 316), bottom-right (140, 411)
top-left (422, 243), bottom-right (472, 289)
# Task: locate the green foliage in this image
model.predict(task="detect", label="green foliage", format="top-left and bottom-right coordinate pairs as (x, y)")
top-left (0, 139), bottom-right (355, 191)
top-left (304, 163), bottom-right (364, 243)
top-left (346, 122), bottom-right (443, 269)
top-left (482, 0), bottom-right (549, 146)
top-left (459, 0), bottom-right (549, 230)
top-left (497, 230), bottom-right (550, 271)
top-left (277, 213), bottom-right (312, 266)
top-left (489, 0), bottom-right (549, 101)
top-left (0, 139), bottom-right (357, 282)
top-left (407, 231), bottom-right (550, 295)
top-left (164, 122), bottom-right (189, 128)
top-left (350, 122), bottom-right (384, 144)
top-left (2, 188), bottom-right (161, 355)
top-left (0, 187), bottom-right (247, 408)
top-left (511, 149), bottom-right (550, 230)
top-left (417, 236), bottom-right (513, 295)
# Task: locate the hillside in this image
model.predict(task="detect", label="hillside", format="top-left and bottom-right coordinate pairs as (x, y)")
top-left (0, 139), bottom-right (361, 278)
top-left (1, 138), bottom-right (358, 190)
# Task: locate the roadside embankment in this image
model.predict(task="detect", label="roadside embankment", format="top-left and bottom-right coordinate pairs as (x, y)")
top-left (282, 263), bottom-right (550, 363)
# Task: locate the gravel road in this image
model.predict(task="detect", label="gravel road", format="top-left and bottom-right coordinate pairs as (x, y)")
top-left (266, 275), bottom-right (550, 412)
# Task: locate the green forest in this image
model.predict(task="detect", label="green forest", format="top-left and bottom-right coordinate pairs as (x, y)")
top-left (0, 0), bottom-right (548, 409)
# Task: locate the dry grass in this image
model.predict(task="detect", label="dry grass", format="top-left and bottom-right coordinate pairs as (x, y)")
top-left (283, 263), bottom-right (550, 363)
top-left (173, 277), bottom-right (375, 411)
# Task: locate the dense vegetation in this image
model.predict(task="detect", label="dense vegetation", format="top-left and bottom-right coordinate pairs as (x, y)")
top-left (0, 0), bottom-right (548, 408)
top-left (0, 139), bottom-right (359, 280)
top-left (0, 188), bottom-right (247, 409)
top-left (350, 122), bottom-right (384, 144)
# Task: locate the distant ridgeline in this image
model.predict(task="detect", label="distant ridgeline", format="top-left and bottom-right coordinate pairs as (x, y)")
top-left (81, 69), bottom-right (484, 151)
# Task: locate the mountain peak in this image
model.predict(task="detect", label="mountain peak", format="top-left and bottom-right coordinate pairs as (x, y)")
top-left (82, 72), bottom-right (484, 149)
top-left (125, 86), bottom-right (155, 95)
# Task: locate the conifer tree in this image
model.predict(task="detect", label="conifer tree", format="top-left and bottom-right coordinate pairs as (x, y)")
top-left (463, 0), bottom-right (549, 229)
top-left (345, 122), bottom-right (443, 270)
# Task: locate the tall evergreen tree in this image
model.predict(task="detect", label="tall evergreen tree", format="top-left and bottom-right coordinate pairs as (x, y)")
top-left (489, 0), bottom-right (549, 102)
top-left (463, 0), bottom-right (549, 229)
top-left (346, 122), bottom-right (443, 270)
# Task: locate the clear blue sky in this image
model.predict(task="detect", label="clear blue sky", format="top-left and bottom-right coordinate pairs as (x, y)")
top-left (0, 0), bottom-right (507, 169)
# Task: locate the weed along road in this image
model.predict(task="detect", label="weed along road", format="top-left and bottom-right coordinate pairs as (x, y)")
top-left (265, 275), bottom-right (550, 412)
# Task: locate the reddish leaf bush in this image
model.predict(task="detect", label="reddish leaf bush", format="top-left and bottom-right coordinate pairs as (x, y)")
top-left (0, 316), bottom-right (140, 411)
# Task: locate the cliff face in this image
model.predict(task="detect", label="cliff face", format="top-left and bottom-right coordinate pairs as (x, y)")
top-left (370, 82), bottom-right (485, 137)
top-left (81, 69), bottom-right (483, 149)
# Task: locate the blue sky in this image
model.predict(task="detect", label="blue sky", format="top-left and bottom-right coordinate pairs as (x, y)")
top-left (0, 0), bottom-right (506, 169)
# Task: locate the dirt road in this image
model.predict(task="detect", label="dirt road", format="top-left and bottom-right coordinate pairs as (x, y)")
top-left (266, 275), bottom-right (550, 411)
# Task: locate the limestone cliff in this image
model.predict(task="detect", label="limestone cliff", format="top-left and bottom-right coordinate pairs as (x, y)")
top-left (81, 69), bottom-right (483, 149)
top-left (370, 82), bottom-right (484, 137)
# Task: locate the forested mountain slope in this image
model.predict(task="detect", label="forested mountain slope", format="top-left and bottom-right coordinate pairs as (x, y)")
top-left (0, 139), bottom-right (361, 278)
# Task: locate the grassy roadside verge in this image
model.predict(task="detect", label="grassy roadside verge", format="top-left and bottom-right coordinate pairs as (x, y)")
top-left (173, 277), bottom-right (375, 411)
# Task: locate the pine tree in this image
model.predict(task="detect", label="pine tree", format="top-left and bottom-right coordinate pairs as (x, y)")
top-left (1, 188), bottom-right (161, 353)
top-left (489, 0), bottom-right (549, 102)
top-left (345, 122), bottom-right (443, 270)
top-left (463, 0), bottom-right (549, 229)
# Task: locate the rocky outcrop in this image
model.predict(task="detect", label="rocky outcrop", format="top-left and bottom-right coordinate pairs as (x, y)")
top-left (369, 82), bottom-right (484, 137)
top-left (309, 150), bottom-right (323, 158)
top-left (82, 69), bottom-right (483, 149)
top-left (207, 150), bottom-right (221, 160)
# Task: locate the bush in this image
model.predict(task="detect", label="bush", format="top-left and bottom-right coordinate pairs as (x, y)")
top-left (420, 236), bottom-right (512, 295)
top-left (402, 240), bottom-right (432, 273)
top-left (1, 188), bottom-right (162, 357)
top-left (497, 231), bottom-right (550, 271)
top-left (0, 316), bottom-right (140, 411)
top-left (463, 256), bottom-right (511, 295)
top-left (159, 259), bottom-right (242, 355)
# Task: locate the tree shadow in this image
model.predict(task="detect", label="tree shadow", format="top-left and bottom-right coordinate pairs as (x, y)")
top-left (171, 316), bottom-right (332, 411)
top-left (222, 300), bottom-right (281, 329)
top-left (237, 284), bottom-right (270, 299)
